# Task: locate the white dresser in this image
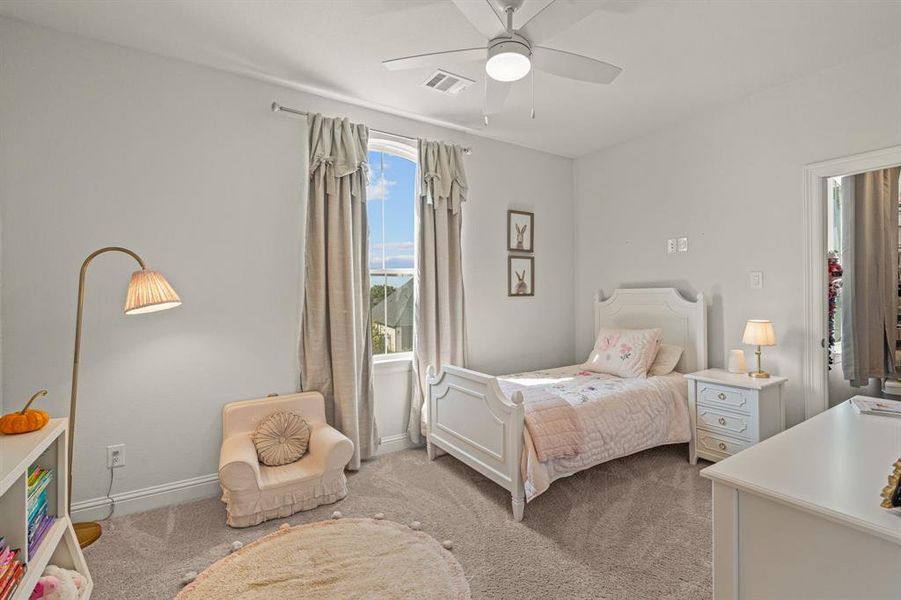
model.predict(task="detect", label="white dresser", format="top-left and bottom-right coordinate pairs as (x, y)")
top-left (685, 369), bottom-right (787, 464)
top-left (701, 399), bottom-right (901, 599)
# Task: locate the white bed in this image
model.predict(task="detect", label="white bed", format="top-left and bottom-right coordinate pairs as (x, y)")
top-left (426, 288), bottom-right (707, 521)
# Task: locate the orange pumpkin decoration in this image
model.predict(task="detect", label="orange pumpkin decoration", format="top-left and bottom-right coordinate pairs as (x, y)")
top-left (0, 390), bottom-right (50, 435)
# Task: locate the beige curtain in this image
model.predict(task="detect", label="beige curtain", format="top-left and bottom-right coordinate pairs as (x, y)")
top-left (841, 167), bottom-right (901, 386)
top-left (408, 140), bottom-right (468, 444)
top-left (300, 113), bottom-right (377, 469)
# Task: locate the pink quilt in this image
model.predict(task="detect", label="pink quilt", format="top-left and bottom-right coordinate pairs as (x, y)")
top-left (497, 366), bottom-right (690, 501)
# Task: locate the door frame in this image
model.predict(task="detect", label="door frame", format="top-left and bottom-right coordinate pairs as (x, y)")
top-left (802, 144), bottom-right (901, 418)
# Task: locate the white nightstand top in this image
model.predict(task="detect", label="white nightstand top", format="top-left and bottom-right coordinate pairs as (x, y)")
top-left (684, 368), bottom-right (788, 390)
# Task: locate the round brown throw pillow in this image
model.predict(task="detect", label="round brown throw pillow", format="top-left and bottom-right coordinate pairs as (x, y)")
top-left (252, 411), bottom-right (310, 466)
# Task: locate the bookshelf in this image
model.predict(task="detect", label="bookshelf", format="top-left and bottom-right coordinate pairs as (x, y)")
top-left (0, 419), bottom-right (92, 600)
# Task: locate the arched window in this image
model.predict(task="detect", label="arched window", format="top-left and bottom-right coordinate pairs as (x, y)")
top-left (367, 135), bottom-right (417, 359)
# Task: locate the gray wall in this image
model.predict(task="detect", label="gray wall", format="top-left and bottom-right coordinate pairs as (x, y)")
top-left (573, 42), bottom-right (901, 426)
top-left (0, 18), bottom-right (575, 506)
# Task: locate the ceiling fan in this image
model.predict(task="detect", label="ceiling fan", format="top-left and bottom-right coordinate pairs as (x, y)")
top-left (382, 0), bottom-right (623, 122)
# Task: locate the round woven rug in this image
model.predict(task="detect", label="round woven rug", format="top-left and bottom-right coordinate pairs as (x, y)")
top-left (177, 518), bottom-right (470, 599)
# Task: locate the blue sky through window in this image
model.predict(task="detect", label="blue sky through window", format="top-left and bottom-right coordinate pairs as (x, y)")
top-left (367, 150), bottom-right (415, 271)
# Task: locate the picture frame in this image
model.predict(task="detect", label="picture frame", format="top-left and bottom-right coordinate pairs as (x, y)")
top-left (507, 209), bottom-right (534, 253)
top-left (508, 255), bottom-right (534, 297)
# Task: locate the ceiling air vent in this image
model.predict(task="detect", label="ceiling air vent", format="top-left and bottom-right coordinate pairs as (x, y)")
top-left (421, 70), bottom-right (475, 96)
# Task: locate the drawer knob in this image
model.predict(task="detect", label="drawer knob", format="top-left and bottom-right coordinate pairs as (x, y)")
top-left (717, 392), bottom-right (727, 400)
top-left (718, 442), bottom-right (727, 451)
top-left (718, 417), bottom-right (727, 425)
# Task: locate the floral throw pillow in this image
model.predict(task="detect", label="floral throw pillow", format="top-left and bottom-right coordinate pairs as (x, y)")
top-left (582, 328), bottom-right (662, 379)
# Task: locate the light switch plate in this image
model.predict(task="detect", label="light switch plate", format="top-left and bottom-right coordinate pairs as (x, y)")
top-left (666, 238), bottom-right (677, 254)
top-left (750, 271), bottom-right (763, 289)
top-left (677, 237), bottom-right (689, 252)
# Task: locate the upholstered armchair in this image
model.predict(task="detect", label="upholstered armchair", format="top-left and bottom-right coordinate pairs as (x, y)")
top-left (219, 392), bottom-right (353, 528)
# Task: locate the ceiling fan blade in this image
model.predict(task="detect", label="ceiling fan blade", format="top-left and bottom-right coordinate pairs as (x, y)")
top-left (532, 47), bottom-right (622, 84)
top-left (519, 0), bottom-right (603, 45)
top-left (484, 78), bottom-right (512, 115)
top-left (382, 47), bottom-right (486, 71)
top-left (450, 0), bottom-right (506, 39)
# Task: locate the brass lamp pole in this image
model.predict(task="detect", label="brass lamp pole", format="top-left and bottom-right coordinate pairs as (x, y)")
top-left (69, 247), bottom-right (181, 548)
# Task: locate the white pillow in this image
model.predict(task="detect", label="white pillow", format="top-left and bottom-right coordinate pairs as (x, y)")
top-left (649, 343), bottom-right (683, 376)
top-left (582, 328), bottom-right (662, 379)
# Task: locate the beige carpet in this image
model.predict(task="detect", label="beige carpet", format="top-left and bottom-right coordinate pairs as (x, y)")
top-left (84, 444), bottom-right (712, 599)
top-left (177, 518), bottom-right (469, 599)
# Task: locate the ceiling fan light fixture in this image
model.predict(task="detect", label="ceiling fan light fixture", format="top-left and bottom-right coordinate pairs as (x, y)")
top-left (486, 39), bottom-right (531, 82)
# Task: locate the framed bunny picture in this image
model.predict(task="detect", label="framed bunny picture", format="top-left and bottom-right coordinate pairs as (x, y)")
top-left (507, 210), bottom-right (534, 253)
top-left (508, 256), bottom-right (534, 297)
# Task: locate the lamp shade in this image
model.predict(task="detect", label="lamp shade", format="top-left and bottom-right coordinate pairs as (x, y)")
top-left (124, 270), bottom-right (181, 315)
top-left (742, 320), bottom-right (776, 346)
top-left (486, 51), bottom-right (531, 82)
top-left (486, 40), bottom-right (532, 82)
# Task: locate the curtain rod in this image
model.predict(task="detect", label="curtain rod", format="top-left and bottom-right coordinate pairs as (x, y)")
top-left (270, 102), bottom-right (472, 155)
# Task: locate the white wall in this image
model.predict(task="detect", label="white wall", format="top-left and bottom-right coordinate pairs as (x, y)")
top-left (574, 43), bottom-right (901, 426)
top-left (0, 18), bottom-right (574, 509)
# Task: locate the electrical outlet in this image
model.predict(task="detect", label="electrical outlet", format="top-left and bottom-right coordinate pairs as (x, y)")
top-left (107, 444), bottom-right (126, 469)
top-left (750, 271), bottom-right (764, 289)
top-left (677, 237), bottom-right (689, 252)
top-left (666, 238), bottom-right (677, 254)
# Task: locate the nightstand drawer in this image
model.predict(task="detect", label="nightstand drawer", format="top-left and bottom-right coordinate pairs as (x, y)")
top-left (698, 383), bottom-right (750, 414)
top-left (696, 430), bottom-right (750, 459)
top-left (697, 405), bottom-right (753, 440)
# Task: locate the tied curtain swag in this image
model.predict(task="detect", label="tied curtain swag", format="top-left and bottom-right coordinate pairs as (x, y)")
top-left (409, 140), bottom-right (468, 444)
top-left (841, 167), bottom-right (901, 387)
top-left (300, 113), bottom-right (378, 470)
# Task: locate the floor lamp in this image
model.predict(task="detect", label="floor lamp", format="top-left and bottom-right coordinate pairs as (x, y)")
top-left (69, 246), bottom-right (181, 548)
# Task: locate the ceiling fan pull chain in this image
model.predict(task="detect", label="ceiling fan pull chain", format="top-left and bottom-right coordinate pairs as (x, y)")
top-left (530, 68), bottom-right (536, 120)
top-left (483, 75), bottom-right (489, 126)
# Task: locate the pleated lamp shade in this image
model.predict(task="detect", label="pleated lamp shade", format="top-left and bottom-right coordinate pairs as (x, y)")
top-left (124, 270), bottom-right (182, 315)
top-left (742, 320), bottom-right (776, 346)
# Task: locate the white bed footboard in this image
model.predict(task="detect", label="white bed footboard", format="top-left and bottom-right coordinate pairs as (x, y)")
top-left (426, 365), bottom-right (526, 521)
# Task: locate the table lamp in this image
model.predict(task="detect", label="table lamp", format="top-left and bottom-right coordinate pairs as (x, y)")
top-left (742, 319), bottom-right (776, 379)
top-left (69, 247), bottom-right (181, 548)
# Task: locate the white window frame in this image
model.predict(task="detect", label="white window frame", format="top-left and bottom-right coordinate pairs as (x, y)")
top-left (369, 133), bottom-right (418, 363)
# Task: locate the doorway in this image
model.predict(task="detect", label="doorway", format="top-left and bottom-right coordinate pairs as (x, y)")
top-left (802, 144), bottom-right (901, 417)
top-left (825, 173), bottom-right (900, 405)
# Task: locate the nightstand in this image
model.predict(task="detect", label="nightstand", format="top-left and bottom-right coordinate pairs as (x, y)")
top-left (684, 368), bottom-right (787, 464)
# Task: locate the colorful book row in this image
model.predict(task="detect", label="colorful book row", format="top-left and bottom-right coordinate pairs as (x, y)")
top-left (27, 466), bottom-right (53, 502)
top-left (27, 515), bottom-right (55, 561)
top-left (0, 540), bottom-right (25, 600)
top-left (25, 466), bottom-right (56, 561)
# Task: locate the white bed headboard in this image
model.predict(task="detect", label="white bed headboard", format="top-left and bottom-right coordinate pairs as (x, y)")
top-left (594, 288), bottom-right (707, 374)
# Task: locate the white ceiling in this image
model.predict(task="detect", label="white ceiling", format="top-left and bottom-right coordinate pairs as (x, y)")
top-left (2, 0), bottom-right (900, 157)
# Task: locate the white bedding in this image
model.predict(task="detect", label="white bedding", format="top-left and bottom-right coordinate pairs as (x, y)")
top-left (497, 365), bottom-right (691, 501)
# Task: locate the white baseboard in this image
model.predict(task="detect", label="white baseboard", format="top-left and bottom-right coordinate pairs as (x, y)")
top-left (377, 432), bottom-right (417, 455)
top-left (72, 436), bottom-right (416, 521)
top-left (71, 473), bottom-right (220, 522)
